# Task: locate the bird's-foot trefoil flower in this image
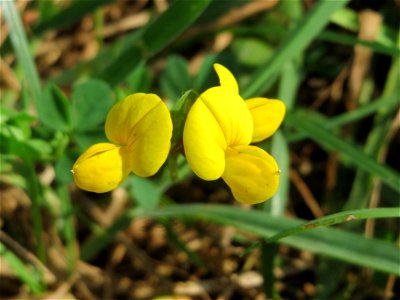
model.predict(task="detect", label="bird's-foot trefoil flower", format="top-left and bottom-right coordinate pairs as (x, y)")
top-left (183, 64), bottom-right (285, 204)
top-left (72, 93), bottom-right (173, 193)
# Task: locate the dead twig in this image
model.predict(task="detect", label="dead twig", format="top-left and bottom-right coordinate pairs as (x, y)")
top-left (347, 10), bottom-right (382, 109)
top-left (42, 272), bottom-right (79, 300)
top-left (290, 169), bottom-right (325, 218)
top-left (0, 57), bottom-right (21, 92)
top-left (182, 0), bottom-right (279, 40)
top-left (101, 12), bottom-right (149, 38)
top-left (153, 0), bottom-right (168, 14)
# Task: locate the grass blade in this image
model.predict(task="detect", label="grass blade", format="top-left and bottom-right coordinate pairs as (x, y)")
top-left (266, 208), bottom-right (400, 243)
top-left (81, 210), bottom-right (133, 261)
top-left (0, 243), bottom-right (44, 294)
top-left (242, 0), bottom-right (350, 98)
top-left (141, 0), bottom-right (211, 55)
top-left (266, 57), bottom-right (302, 214)
top-left (2, 0), bottom-right (42, 106)
top-left (101, 0), bottom-right (211, 86)
top-left (25, 161), bottom-right (46, 263)
top-left (57, 185), bottom-right (77, 274)
top-left (266, 131), bottom-right (290, 215)
top-left (285, 111), bottom-right (400, 192)
top-left (345, 33), bottom-right (400, 210)
top-left (162, 220), bottom-right (207, 268)
top-left (34, 0), bottom-right (113, 34)
top-left (259, 34), bottom-right (303, 297)
top-left (81, 204), bottom-right (400, 275)
top-left (319, 30), bottom-right (399, 56)
top-left (286, 94), bottom-right (400, 143)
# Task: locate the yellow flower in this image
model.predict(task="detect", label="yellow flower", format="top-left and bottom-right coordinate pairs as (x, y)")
top-left (72, 93), bottom-right (173, 193)
top-left (183, 64), bottom-right (285, 204)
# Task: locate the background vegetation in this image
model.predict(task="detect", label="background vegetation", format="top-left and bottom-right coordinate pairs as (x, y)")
top-left (1, 0), bottom-right (399, 299)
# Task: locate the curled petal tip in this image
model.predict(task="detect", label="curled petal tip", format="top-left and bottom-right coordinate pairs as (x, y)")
top-left (72, 143), bottom-right (130, 193)
top-left (213, 63), bottom-right (239, 93)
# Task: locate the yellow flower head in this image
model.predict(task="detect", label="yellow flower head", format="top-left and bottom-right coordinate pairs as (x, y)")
top-left (183, 64), bottom-right (285, 204)
top-left (72, 93), bottom-right (173, 193)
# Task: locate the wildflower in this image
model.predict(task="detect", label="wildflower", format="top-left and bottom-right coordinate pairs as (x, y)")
top-left (72, 93), bottom-right (173, 193)
top-left (183, 64), bottom-right (285, 204)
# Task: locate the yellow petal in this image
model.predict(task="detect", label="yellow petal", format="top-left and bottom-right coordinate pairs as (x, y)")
top-left (214, 63), bottom-right (239, 93)
top-left (183, 85), bottom-right (254, 180)
top-left (127, 97), bottom-right (173, 177)
top-left (105, 93), bottom-right (165, 146)
top-left (199, 86), bottom-right (253, 146)
top-left (72, 143), bottom-right (131, 193)
top-left (183, 96), bottom-right (227, 180)
top-left (104, 93), bottom-right (172, 177)
top-left (246, 98), bottom-right (286, 143)
top-left (222, 145), bottom-right (280, 204)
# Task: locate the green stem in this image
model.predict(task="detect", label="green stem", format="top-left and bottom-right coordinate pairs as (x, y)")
top-left (58, 185), bottom-right (77, 275)
top-left (25, 161), bottom-right (46, 264)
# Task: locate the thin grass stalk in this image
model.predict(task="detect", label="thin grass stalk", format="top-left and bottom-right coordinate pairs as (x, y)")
top-left (2, 0), bottom-right (42, 107)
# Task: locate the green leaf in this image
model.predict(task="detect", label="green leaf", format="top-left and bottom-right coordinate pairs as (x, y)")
top-left (130, 176), bottom-right (163, 210)
top-left (0, 107), bottom-right (35, 127)
top-left (55, 153), bottom-right (75, 184)
top-left (126, 61), bottom-right (152, 92)
top-left (38, 84), bottom-right (72, 132)
top-left (74, 128), bottom-right (107, 151)
top-left (242, 0), bottom-right (350, 98)
top-left (232, 38), bottom-right (274, 67)
top-left (0, 127), bottom-right (35, 160)
top-left (26, 139), bottom-right (52, 161)
top-left (72, 79), bottom-right (113, 132)
top-left (0, 125), bottom-right (51, 162)
top-left (0, 108), bottom-right (34, 140)
top-left (160, 55), bottom-right (192, 101)
top-left (267, 208), bottom-right (400, 243)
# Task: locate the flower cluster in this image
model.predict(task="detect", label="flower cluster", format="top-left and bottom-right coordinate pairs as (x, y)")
top-left (183, 64), bottom-right (285, 204)
top-left (72, 64), bottom-right (285, 204)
